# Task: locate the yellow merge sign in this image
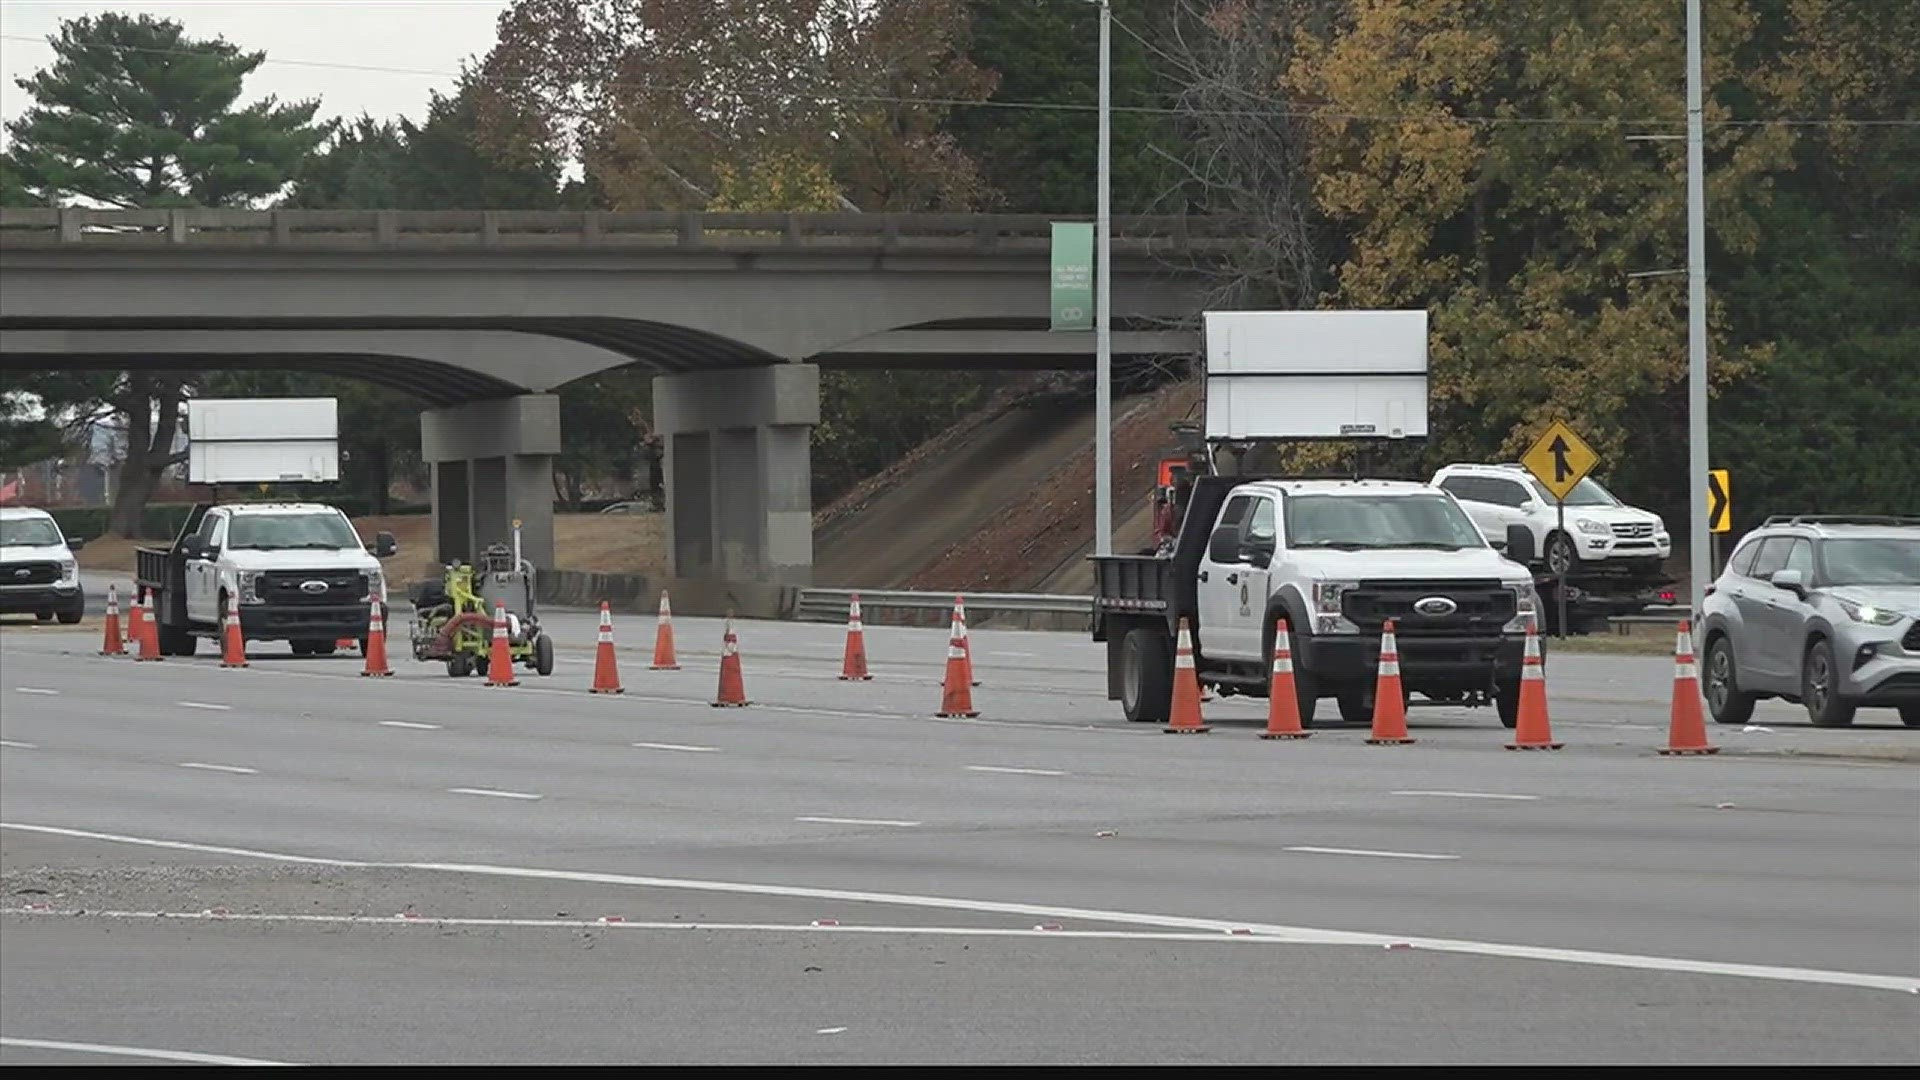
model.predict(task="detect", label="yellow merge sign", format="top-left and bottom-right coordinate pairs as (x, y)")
top-left (1521, 420), bottom-right (1601, 503)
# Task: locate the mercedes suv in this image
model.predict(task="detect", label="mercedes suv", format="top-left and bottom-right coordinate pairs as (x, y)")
top-left (1698, 515), bottom-right (1920, 728)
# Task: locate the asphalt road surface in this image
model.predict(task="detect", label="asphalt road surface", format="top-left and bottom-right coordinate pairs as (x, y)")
top-left (2, 612), bottom-right (1915, 1064)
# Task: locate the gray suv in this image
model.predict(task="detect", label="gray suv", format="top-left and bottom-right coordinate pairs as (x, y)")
top-left (1699, 516), bottom-right (1920, 728)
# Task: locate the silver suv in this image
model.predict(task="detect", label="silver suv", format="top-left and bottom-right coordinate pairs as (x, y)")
top-left (1699, 516), bottom-right (1920, 728)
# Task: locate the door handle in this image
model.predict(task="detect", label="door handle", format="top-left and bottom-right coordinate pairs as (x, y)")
top-left (1198, 570), bottom-right (1209, 583)
top-left (1226, 573), bottom-right (1240, 586)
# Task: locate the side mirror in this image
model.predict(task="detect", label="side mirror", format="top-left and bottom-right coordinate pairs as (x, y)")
top-left (1207, 526), bottom-right (1240, 564)
top-left (1241, 535), bottom-right (1276, 568)
top-left (1519, 500), bottom-right (1539, 513)
top-left (1770, 569), bottom-right (1806, 596)
top-left (179, 538), bottom-right (203, 559)
top-left (1505, 525), bottom-right (1537, 565)
top-left (65, 536), bottom-right (86, 551)
top-left (374, 531), bottom-right (398, 558)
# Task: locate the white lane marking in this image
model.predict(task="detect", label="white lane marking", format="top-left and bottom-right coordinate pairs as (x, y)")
top-left (0, 739), bottom-right (38, 750)
top-left (633, 742), bottom-right (720, 753)
top-left (0, 1036), bottom-right (290, 1066)
top-left (175, 701), bottom-right (232, 712)
top-left (177, 762), bottom-right (256, 775)
top-left (1392, 790), bottom-right (1539, 802)
top-left (795, 816), bottom-right (921, 828)
top-left (1284, 846), bottom-right (1461, 861)
top-left (966, 765), bottom-right (1067, 777)
top-left (447, 787), bottom-right (543, 801)
top-left (816, 1027), bottom-right (850, 1035)
top-left (13, 687), bottom-right (59, 696)
top-left (4, 822), bottom-right (1915, 995)
top-left (378, 720), bottom-right (442, 730)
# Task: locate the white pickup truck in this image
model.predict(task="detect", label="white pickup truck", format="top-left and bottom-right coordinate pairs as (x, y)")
top-left (0, 506), bottom-right (87, 624)
top-left (136, 502), bottom-right (395, 656)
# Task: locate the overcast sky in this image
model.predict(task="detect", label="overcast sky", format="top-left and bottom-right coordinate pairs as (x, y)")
top-left (1, 1), bottom-right (511, 141)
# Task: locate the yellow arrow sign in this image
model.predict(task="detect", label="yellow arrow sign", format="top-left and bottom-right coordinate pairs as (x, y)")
top-left (1520, 420), bottom-right (1601, 503)
top-left (1708, 469), bottom-right (1731, 533)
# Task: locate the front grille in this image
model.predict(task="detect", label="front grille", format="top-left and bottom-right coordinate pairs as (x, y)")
top-left (1904, 623), bottom-right (1920, 652)
top-left (0, 561), bottom-right (60, 585)
top-left (1611, 522), bottom-right (1655, 539)
top-left (1342, 579), bottom-right (1517, 633)
top-left (257, 569), bottom-right (368, 606)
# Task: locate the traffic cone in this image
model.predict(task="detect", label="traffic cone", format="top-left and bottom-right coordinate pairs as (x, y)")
top-left (133, 590), bottom-right (162, 662)
top-left (100, 583), bottom-right (125, 656)
top-left (1506, 618), bottom-right (1561, 750)
top-left (650, 591), bottom-right (680, 670)
top-left (1260, 619), bottom-right (1310, 740)
top-left (713, 616), bottom-right (748, 707)
top-left (1659, 620), bottom-right (1718, 755)
top-left (937, 611), bottom-right (978, 718)
top-left (360, 601), bottom-right (392, 677)
top-left (942, 596), bottom-right (980, 688)
top-left (1164, 618), bottom-right (1210, 734)
top-left (839, 593), bottom-right (871, 681)
top-left (1365, 620), bottom-right (1414, 745)
top-left (485, 601), bottom-right (519, 687)
top-left (590, 601), bottom-right (623, 694)
top-left (219, 607), bottom-right (248, 668)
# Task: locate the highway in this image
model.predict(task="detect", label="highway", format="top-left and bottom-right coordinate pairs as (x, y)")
top-left (2, 611), bottom-right (1916, 1064)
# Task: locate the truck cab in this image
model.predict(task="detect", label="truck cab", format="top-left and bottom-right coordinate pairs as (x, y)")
top-left (137, 503), bottom-right (395, 656)
top-left (1095, 477), bottom-right (1544, 727)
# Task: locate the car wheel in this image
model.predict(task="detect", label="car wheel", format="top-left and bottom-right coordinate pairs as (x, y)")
top-left (1544, 531), bottom-right (1578, 576)
top-left (1705, 635), bottom-right (1757, 725)
top-left (1899, 705), bottom-right (1919, 728)
top-left (1120, 627), bottom-right (1172, 724)
top-left (1801, 638), bottom-right (1856, 728)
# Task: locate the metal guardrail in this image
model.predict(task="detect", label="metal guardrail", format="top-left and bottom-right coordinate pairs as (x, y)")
top-left (1607, 604), bottom-right (1693, 633)
top-left (0, 208), bottom-right (1240, 256)
top-left (797, 588), bottom-right (1092, 623)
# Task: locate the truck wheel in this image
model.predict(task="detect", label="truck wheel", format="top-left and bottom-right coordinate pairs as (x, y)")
top-left (315, 641), bottom-right (338, 656)
top-left (1336, 691), bottom-right (1371, 724)
top-left (1120, 627), bottom-right (1173, 724)
top-left (34, 609), bottom-right (53, 622)
top-left (1495, 679), bottom-right (1522, 728)
top-left (533, 633), bottom-right (555, 677)
top-left (1901, 706), bottom-right (1919, 728)
top-left (291, 641), bottom-right (315, 657)
top-left (159, 623), bottom-right (197, 657)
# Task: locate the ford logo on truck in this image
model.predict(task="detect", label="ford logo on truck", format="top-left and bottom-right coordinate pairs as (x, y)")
top-left (300, 580), bottom-right (329, 594)
top-left (1414, 596), bottom-right (1458, 616)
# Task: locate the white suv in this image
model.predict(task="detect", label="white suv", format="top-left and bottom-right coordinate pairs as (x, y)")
top-left (1431, 463), bottom-right (1670, 576)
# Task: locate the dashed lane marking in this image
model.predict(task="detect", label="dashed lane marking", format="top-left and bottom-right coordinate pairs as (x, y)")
top-left (1284, 846), bottom-right (1461, 861)
top-left (966, 765), bottom-right (1067, 777)
top-left (0, 1036), bottom-right (290, 1066)
top-left (1391, 790), bottom-right (1539, 801)
top-left (447, 787), bottom-right (543, 801)
top-left (794, 816), bottom-right (921, 828)
top-left (177, 762), bottom-right (256, 775)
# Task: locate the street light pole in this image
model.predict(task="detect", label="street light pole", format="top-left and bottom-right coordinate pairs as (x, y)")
top-left (1685, 0), bottom-right (1710, 616)
top-left (1094, 0), bottom-right (1113, 557)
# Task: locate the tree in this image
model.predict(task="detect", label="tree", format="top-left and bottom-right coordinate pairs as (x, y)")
top-left (0, 394), bottom-right (66, 472)
top-left (1, 13), bottom-right (330, 534)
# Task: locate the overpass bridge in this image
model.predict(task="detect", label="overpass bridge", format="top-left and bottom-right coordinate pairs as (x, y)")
top-left (0, 208), bottom-right (1227, 590)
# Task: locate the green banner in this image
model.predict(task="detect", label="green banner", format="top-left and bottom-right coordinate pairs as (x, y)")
top-left (1050, 222), bottom-right (1094, 332)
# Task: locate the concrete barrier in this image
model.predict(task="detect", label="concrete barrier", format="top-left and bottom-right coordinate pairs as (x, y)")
top-left (535, 569), bottom-right (799, 621)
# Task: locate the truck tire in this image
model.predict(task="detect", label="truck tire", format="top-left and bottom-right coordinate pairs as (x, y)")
top-left (57, 593), bottom-right (84, 625)
top-left (291, 641), bottom-right (315, 657)
top-left (159, 623), bottom-right (197, 657)
top-left (1495, 678), bottom-right (1522, 728)
top-left (1120, 627), bottom-right (1173, 724)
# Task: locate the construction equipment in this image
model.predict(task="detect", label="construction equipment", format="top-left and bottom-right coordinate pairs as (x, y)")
top-left (408, 527), bottom-right (554, 679)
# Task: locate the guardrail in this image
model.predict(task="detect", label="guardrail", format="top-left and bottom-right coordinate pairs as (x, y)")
top-left (0, 208), bottom-right (1240, 256)
top-left (797, 588), bottom-right (1092, 626)
top-left (1606, 604), bottom-right (1693, 633)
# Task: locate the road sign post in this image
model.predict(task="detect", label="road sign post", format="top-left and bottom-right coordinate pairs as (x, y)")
top-left (1521, 421), bottom-right (1602, 640)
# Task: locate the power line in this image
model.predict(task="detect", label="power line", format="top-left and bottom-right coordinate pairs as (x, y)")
top-left (2, 31), bottom-right (1915, 130)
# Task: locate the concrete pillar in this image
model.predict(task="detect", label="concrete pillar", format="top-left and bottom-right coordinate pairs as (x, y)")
top-left (653, 364), bottom-right (819, 585)
top-left (420, 394), bottom-right (560, 569)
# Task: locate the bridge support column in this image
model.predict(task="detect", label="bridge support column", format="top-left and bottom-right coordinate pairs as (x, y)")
top-left (420, 394), bottom-right (560, 570)
top-left (654, 365), bottom-right (818, 585)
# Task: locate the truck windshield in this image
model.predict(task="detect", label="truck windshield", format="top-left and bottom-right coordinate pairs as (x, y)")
top-left (1819, 538), bottom-right (1920, 586)
top-left (1286, 494), bottom-right (1488, 551)
top-left (227, 513), bottom-right (362, 551)
top-left (0, 519), bottom-right (63, 547)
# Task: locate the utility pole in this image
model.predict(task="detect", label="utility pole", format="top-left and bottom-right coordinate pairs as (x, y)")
top-left (1094, 0), bottom-right (1114, 556)
top-left (1685, 0), bottom-right (1710, 617)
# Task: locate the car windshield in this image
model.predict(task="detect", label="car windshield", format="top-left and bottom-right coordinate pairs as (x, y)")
top-left (1286, 494), bottom-right (1488, 551)
top-left (1524, 475), bottom-right (1618, 507)
top-left (0, 518), bottom-right (64, 547)
top-left (1820, 537), bottom-right (1920, 586)
top-left (227, 512), bottom-right (362, 551)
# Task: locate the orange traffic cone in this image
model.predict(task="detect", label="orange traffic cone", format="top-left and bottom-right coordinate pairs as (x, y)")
top-left (485, 601), bottom-right (519, 687)
top-left (1506, 618), bottom-right (1561, 749)
top-left (100, 583), bottom-right (125, 656)
top-left (590, 601), bottom-right (623, 694)
top-left (839, 593), bottom-right (871, 681)
top-left (937, 610), bottom-right (978, 718)
top-left (219, 607), bottom-right (248, 668)
top-left (1164, 618), bottom-right (1210, 734)
top-left (1260, 619), bottom-right (1310, 739)
top-left (650, 591), bottom-right (680, 670)
top-left (943, 596), bottom-right (981, 688)
top-left (361, 601), bottom-right (392, 677)
top-left (1659, 620), bottom-right (1718, 755)
top-left (1366, 620), bottom-right (1414, 745)
top-left (713, 616), bottom-right (748, 707)
top-left (133, 590), bottom-right (162, 662)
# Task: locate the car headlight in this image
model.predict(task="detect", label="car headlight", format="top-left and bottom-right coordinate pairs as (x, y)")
top-left (365, 568), bottom-right (385, 603)
top-left (59, 559), bottom-right (77, 581)
top-left (1505, 582), bottom-right (1540, 632)
top-left (1575, 518), bottom-right (1610, 536)
top-left (1313, 581), bottom-right (1356, 614)
top-left (238, 570), bottom-right (264, 604)
top-left (1837, 598), bottom-right (1904, 626)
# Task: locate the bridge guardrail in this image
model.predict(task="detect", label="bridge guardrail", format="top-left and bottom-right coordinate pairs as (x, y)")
top-left (797, 588), bottom-right (1092, 626)
top-left (0, 208), bottom-right (1242, 256)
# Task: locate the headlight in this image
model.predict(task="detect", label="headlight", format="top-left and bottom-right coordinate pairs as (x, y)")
top-left (1505, 582), bottom-right (1540, 632)
top-left (1313, 581), bottom-right (1356, 614)
top-left (365, 568), bottom-right (385, 603)
top-left (1575, 518), bottom-right (1610, 536)
top-left (1837, 598), bottom-right (1904, 626)
top-left (59, 559), bottom-right (77, 581)
top-left (238, 570), bottom-right (264, 604)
